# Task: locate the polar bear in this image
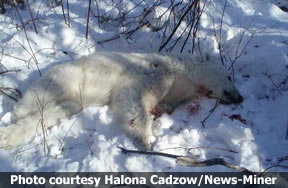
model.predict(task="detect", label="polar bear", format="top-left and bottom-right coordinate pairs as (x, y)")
top-left (0, 52), bottom-right (243, 150)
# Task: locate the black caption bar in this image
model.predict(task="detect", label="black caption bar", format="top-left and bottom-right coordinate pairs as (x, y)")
top-left (0, 172), bottom-right (287, 188)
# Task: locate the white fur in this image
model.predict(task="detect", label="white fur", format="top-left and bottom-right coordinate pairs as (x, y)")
top-left (0, 52), bottom-right (242, 150)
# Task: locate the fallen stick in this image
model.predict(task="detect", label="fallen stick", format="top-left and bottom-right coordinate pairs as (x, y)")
top-left (118, 146), bottom-right (252, 173)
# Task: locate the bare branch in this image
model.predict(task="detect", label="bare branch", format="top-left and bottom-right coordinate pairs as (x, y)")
top-left (118, 146), bottom-right (183, 158)
top-left (26, 0), bottom-right (38, 34)
top-left (0, 87), bottom-right (22, 101)
top-left (79, 85), bottom-right (94, 155)
top-left (97, 21), bottom-right (149, 44)
top-left (86, 0), bottom-right (92, 40)
top-left (94, 0), bottom-right (101, 28)
top-left (158, 0), bottom-right (199, 52)
top-left (67, 0), bottom-right (70, 27)
top-left (119, 146), bottom-right (253, 173)
top-left (201, 99), bottom-right (220, 128)
top-left (14, 6), bottom-right (41, 76)
top-left (177, 157), bottom-right (252, 173)
top-left (60, 0), bottom-right (67, 25)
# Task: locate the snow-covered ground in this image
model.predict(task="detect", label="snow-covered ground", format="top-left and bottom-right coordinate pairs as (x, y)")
top-left (0, 0), bottom-right (288, 172)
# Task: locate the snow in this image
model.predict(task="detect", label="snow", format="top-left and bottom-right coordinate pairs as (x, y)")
top-left (0, 0), bottom-right (288, 172)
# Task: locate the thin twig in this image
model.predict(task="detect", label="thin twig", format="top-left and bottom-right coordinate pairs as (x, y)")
top-left (158, 1), bottom-right (197, 52)
top-left (94, 0), bottom-right (101, 28)
top-left (210, 0), bottom-right (227, 65)
top-left (2, 52), bottom-right (27, 62)
top-left (61, 0), bottom-right (67, 24)
top-left (227, 31), bottom-right (255, 72)
top-left (161, 0), bottom-right (185, 47)
top-left (66, 0), bottom-right (70, 27)
top-left (168, 21), bottom-right (190, 52)
top-left (86, 0), bottom-right (92, 40)
top-left (16, 143), bottom-right (42, 154)
top-left (97, 21), bottom-right (149, 44)
top-left (59, 116), bottom-right (80, 152)
top-left (277, 155), bottom-right (288, 163)
top-left (219, 0), bottom-right (227, 50)
top-left (218, 0), bottom-right (227, 65)
top-left (35, 98), bottom-right (48, 153)
top-left (201, 100), bottom-right (220, 128)
top-left (33, 70), bottom-right (59, 153)
top-left (179, 8), bottom-right (196, 53)
top-left (26, 0), bottom-right (38, 34)
top-left (14, 6), bottom-right (41, 76)
top-left (177, 157), bottom-right (252, 173)
top-left (0, 48), bottom-right (5, 70)
top-left (0, 69), bottom-right (21, 74)
top-left (0, 87), bottom-right (20, 101)
top-left (79, 86), bottom-right (94, 155)
top-left (261, 165), bottom-right (288, 174)
top-left (191, 0), bottom-right (209, 54)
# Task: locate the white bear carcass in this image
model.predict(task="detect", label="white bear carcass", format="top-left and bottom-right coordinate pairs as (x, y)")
top-left (0, 52), bottom-right (243, 150)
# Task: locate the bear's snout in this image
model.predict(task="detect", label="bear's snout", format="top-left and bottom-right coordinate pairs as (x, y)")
top-left (232, 95), bottom-right (243, 104)
top-left (237, 95), bottom-right (244, 103)
top-left (221, 90), bottom-right (243, 104)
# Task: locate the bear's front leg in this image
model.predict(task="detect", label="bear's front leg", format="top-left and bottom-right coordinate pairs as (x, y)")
top-left (110, 85), bottom-right (160, 150)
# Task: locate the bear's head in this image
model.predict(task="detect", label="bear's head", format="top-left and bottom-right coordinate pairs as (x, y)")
top-left (186, 55), bottom-right (243, 105)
